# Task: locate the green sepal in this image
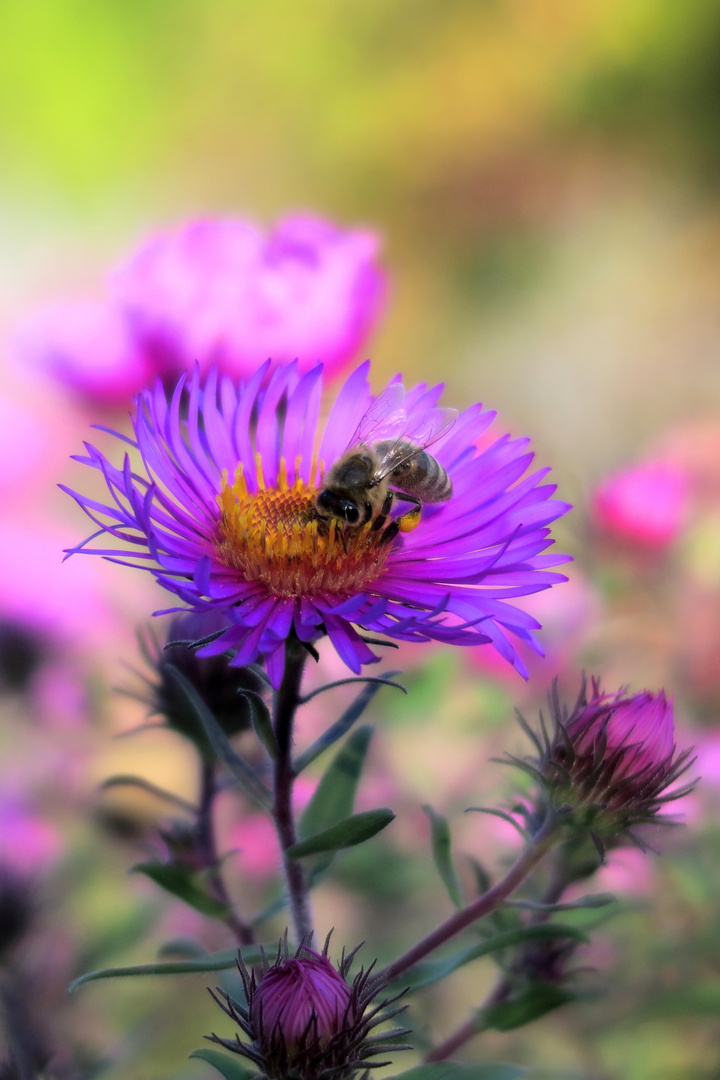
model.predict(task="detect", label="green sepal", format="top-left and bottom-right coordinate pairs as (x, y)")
top-left (390, 1064), bottom-right (526, 1080)
top-left (287, 808), bottom-right (395, 858)
top-left (396, 924), bottom-right (589, 992)
top-left (68, 945), bottom-right (266, 994)
top-left (189, 1049), bottom-right (258, 1080)
top-left (130, 861), bottom-right (228, 919)
top-left (422, 804), bottom-right (464, 909)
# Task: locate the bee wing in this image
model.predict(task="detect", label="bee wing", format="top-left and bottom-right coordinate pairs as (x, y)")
top-left (348, 382), bottom-right (409, 448)
top-left (372, 406), bottom-right (459, 480)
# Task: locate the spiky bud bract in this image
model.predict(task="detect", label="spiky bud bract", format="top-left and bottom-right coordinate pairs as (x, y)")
top-left (206, 935), bottom-right (411, 1080)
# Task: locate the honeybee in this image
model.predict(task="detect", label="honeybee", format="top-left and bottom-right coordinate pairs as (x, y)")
top-left (316, 382), bottom-right (457, 544)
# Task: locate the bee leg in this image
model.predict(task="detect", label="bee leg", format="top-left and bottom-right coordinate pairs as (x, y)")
top-left (379, 519), bottom-right (401, 546)
top-left (394, 494), bottom-right (422, 533)
top-left (371, 490), bottom-right (395, 532)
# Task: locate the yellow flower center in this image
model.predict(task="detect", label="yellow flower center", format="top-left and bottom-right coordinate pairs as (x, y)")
top-left (216, 456), bottom-right (392, 599)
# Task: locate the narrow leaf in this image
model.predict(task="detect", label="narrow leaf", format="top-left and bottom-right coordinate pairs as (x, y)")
top-left (391, 1064), bottom-right (526, 1080)
top-left (101, 774), bottom-right (196, 814)
top-left (295, 683), bottom-right (392, 773)
top-left (241, 689), bottom-right (277, 760)
top-left (164, 665), bottom-right (271, 810)
top-left (189, 1049), bottom-right (257, 1080)
top-left (422, 804), bottom-right (464, 909)
top-left (465, 807), bottom-right (530, 842)
top-left (483, 983), bottom-right (575, 1031)
top-left (131, 861), bottom-right (228, 919)
top-left (298, 726), bottom-right (373, 877)
top-left (503, 892), bottom-right (617, 913)
top-left (396, 924), bottom-right (589, 992)
top-left (69, 946), bottom-right (266, 993)
top-left (287, 809), bottom-right (395, 858)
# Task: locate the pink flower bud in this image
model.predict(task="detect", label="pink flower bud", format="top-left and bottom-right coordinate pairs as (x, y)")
top-left (252, 949), bottom-right (352, 1052)
top-left (569, 689), bottom-right (676, 790)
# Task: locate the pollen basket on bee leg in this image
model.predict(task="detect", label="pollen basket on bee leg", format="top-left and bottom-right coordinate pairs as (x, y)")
top-left (215, 458), bottom-right (394, 598)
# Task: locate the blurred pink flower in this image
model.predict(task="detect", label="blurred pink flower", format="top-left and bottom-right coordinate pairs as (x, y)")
top-left (0, 797), bottom-right (61, 875)
top-left (112, 215), bottom-right (385, 381)
top-left (223, 778), bottom-right (316, 883)
top-left (16, 300), bottom-right (153, 407)
top-left (593, 460), bottom-right (690, 549)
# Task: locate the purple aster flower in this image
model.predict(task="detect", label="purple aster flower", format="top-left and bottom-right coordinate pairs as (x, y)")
top-left (208, 941), bottom-right (411, 1080)
top-left (62, 361), bottom-right (570, 685)
top-left (111, 215), bottom-right (385, 381)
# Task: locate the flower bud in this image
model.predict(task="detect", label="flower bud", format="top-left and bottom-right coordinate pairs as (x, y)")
top-left (207, 940), bottom-right (411, 1080)
top-left (251, 949), bottom-right (352, 1053)
top-left (523, 679), bottom-right (695, 842)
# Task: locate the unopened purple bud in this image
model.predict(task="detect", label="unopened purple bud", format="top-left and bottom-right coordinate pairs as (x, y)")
top-left (533, 679), bottom-right (695, 837)
top-left (252, 949), bottom-right (352, 1053)
top-left (569, 689), bottom-right (676, 790)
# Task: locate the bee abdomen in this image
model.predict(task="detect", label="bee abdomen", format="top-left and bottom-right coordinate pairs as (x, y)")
top-left (391, 449), bottom-right (452, 502)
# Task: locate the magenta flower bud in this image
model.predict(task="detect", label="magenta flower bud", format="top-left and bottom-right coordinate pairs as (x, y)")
top-left (570, 690), bottom-right (675, 788)
top-left (207, 941), bottom-right (411, 1080)
top-left (252, 949), bottom-right (352, 1052)
top-left (518, 679), bottom-right (696, 844)
top-left (111, 215), bottom-right (385, 381)
top-left (592, 460), bottom-right (690, 549)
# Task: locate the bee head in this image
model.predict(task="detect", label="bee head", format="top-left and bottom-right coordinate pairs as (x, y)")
top-left (316, 490), bottom-right (361, 526)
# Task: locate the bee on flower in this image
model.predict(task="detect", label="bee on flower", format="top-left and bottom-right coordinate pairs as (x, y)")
top-left (63, 361), bottom-right (570, 685)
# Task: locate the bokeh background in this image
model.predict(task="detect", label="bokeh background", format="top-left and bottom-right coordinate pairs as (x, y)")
top-left (3, 3), bottom-right (720, 1078)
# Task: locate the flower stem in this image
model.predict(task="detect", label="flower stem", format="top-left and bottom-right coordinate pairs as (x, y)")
top-left (272, 640), bottom-right (313, 944)
top-left (377, 818), bottom-right (558, 985)
top-left (197, 759), bottom-right (256, 946)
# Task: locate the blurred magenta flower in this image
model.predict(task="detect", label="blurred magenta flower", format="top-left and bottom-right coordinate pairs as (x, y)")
top-left (63, 361), bottom-right (570, 683)
top-left (592, 460), bottom-right (690, 549)
top-left (0, 797), bottom-right (61, 875)
top-left (17, 301), bottom-right (154, 408)
top-left (112, 215), bottom-right (385, 381)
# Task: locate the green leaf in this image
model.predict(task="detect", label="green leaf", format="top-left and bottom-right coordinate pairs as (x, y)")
top-left (101, 774), bottom-right (197, 814)
top-left (69, 946), bottom-right (266, 994)
top-left (164, 665), bottom-right (271, 810)
top-left (397, 924), bottom-right (589, 993)
top-left (298, 725), bottom-right (373, 877)
top-left (295, 680), bottom-right (399, 772)
top-left (390, 1064), bottom-right (526, 1080)
top-left (131, 861), bottom-right (228, 919)
top-left (241, 689), bottom-right (277, 760)
top-left (287, 808), bottom-right (395, 858)
top-left (483, 983), bottom-right (575, 1031)
top-left (503, 892), bottom-right (617, 913)
top-left (189, 1049), bottom-right (257, 1080)
top-left (422, 804), bottom-right (464, 909)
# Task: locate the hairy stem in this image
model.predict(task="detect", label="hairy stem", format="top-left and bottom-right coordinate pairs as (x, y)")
top-left (378, 818), bottom-right (558, 985)
top-left (272, 641), bottom-right (313, 944)
top-left (425, 838), bottom-right (573, 1062)
top-left (197, 759), bottom-right (256, 946)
